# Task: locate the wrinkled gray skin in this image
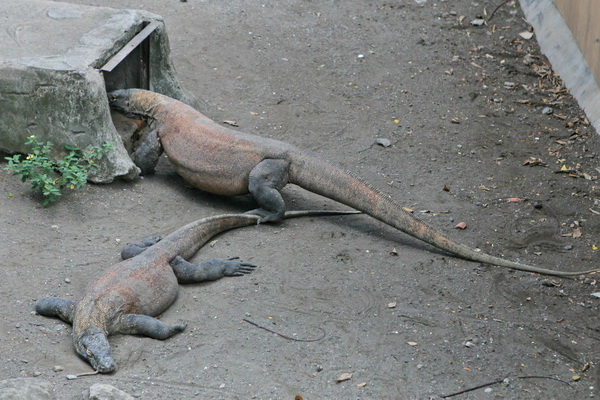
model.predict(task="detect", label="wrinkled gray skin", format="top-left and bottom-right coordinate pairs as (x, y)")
top-left (108, 88), bottom-right (598, 277)
top-left (35, 210), bottom-right (358, 373)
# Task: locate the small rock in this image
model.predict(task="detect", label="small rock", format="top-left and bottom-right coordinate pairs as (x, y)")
top-left (542, 107), bottom-right (553, 115)
top-left (87, 383), bottom-right (134, 400)
top-left (484, 387), bottom-right (493, 393)
top-left (464, 341), bottom-right (476, 348)
top-left (519, 31), bottom-right (534, 40)
top-left (376, 138), bottom-right (391, 147)
top-left (563, 245), bottom-right (573, 250)
top-left (64, 278), bottom-right (71, 284)
top-left (66, 375), bottom-right (78, 380)
top-left (336, 372), bottom-right (353, 382)
top-left (357, 54), bottom-right (365, 59)
top-left (470, 18), bottom-right (485, 26)
top-left (53, 365), bottom-right (64, 372)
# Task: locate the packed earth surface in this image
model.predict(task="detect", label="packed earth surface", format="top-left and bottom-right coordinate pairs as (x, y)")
top-left (2, 1), bottom-right (600, 399)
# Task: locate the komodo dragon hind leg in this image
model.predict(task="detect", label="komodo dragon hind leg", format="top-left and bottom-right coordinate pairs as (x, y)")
top-left (118, 314), bottom-right (187, 340)
top-left (246, 159), bottom-right (290, 223)
top-left (170, 255), bottom-right (257, 284)
top-left (35, 297), bottom-right (75, 324)
top-left (121, 235), bottom-right (163, 259)
top-left (133, 129), bottom-right (163, 175)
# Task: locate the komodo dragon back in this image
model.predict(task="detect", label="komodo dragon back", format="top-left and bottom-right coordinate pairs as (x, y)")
top-left (108, 89), bottom-right (599, 277)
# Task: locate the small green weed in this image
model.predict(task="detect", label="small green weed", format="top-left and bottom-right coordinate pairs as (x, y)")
top-left (4, 135), bottom-right (113, 205)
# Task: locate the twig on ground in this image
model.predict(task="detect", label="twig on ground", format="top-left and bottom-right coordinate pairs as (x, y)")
top-left (487, 0), bottom-right (512, 22)
top-left (242, 318), bottom-right (326, 342)
top-left (440, 375), bottom-right (571, 398)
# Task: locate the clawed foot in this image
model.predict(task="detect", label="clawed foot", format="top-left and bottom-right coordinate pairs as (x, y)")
top-left (121, 235), bottom-right (163, 259)
top-left (244, 208), bottom-right (284, 224)
top-left (171, 255), bottom-right (257, 283)
top-left (216, 256), bottom-right (257, 277)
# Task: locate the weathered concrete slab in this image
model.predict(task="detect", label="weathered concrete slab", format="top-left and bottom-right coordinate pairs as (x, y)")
top-left (0, 378), bottom-right (55, 400)
top-left (0, 0), bottom-right (197, 182)
top-left (520, 0), bottom-right (600, 136)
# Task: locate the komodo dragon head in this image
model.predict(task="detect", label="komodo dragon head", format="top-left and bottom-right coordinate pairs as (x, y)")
top-left (108, 89), bottom-right (159, 119)
top-left (74, 326), bottom-right (116, 373)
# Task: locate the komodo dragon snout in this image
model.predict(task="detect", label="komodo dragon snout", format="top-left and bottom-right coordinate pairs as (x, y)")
top-left (76, 327), bottom-right (115, 373)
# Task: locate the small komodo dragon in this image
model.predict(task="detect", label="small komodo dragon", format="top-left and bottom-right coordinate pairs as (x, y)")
top-left (35, 209), bottom-right (357, 373)
top-left (108, 88), bottom-right (597, 277)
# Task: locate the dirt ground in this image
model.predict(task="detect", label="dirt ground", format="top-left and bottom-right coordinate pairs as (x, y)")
top-left (1, 1), bottom-right (600, 399)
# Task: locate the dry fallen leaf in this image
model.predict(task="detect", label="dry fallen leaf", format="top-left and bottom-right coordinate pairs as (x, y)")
top-left (455, 222), bottom-right (467, 230)
top-left (336, 372), bottom-right (353, 383)
top-left (582, 362), bottom-right (591, 372)
top-left (506, 197), bottom-right (523, 203)
top-left (407, 341), bottom-right (418, 346)
top-left (442, 185), bottom-right (450, 192)
top-left (561, 228), bottom-right (582, 238)
top-left (478, 184), bottom-right (497, 191)
top-left (523, 157), bottom-right (548, 167)
top-left (357, 382), bottom-right (367, 388)
top-left (402, 207), bottom-right (414, 213)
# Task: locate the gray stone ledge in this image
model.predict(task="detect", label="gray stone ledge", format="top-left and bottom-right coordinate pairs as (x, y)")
top-left (0, 0), bottom-right (197, 182)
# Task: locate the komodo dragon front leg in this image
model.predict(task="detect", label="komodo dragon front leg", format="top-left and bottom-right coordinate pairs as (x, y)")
top-left (122, 237), bottom-right (257, 284)
top-left (133, 129), bottom-right (163, 175)
top-left (35, 297), bottom-right (76, 325)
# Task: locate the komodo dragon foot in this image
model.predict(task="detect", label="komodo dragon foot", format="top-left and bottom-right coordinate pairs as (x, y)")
top-left (120, 235), bottom-right (162, 259)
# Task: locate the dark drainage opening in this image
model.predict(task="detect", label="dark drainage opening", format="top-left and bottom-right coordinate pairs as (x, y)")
top-left (99, 21), bottom-right (160, 92)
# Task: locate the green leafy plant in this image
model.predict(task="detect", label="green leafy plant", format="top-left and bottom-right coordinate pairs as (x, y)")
top-left (4, 135), bottom-right (113, 205)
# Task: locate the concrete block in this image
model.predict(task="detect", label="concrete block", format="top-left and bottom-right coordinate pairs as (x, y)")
top-left (0, 0), bottom-right (197, 182)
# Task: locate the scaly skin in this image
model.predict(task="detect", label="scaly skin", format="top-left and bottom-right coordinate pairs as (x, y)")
top-left (108, 89), bottom-right (598, 277)
top-left (35, 209), bottom-right (358, 373)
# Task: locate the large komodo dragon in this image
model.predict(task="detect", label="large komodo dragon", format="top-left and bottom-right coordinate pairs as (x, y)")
top-left (108, 88), bottom-right (597, 277)
top-left (35, 209), bottom-right (357, 373)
